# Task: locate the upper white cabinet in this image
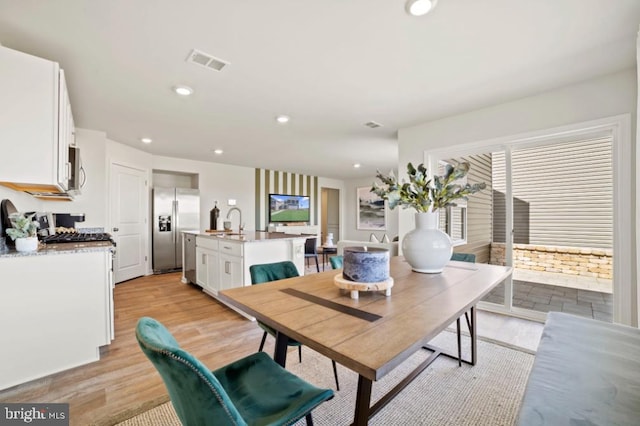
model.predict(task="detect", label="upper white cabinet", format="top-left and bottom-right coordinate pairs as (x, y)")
top-left (0, 46), bottom-right (75, 195)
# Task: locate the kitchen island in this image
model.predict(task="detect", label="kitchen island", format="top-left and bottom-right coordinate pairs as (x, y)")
top-left (183, 231), bottom-right (309, 318)
top-left (0, 241), bottom-right (115, 390)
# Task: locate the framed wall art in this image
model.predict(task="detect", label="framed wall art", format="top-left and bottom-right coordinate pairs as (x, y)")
top-left (356, 186), bottom-right (386, 230)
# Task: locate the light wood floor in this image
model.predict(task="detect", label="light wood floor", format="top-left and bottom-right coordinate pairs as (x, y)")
top-left (0, 271), bottom-right (544, 425)
top-left (0, 272), bottom-right (267, 426)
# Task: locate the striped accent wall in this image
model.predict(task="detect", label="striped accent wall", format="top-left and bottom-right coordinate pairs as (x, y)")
top-left (255, 169), bottom-right (319, 230)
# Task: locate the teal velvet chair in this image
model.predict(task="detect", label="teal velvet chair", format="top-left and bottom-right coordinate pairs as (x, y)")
top-left (451, 252), bottom-right (476, 263)
top-left (249, 261), bottom-right (340, 391)
top-left (136, 316), bottom-right (333, 426)
top-left (450, 252), bottom-right (476, 366)
top-left (329, 255), bottom-right (343, 269)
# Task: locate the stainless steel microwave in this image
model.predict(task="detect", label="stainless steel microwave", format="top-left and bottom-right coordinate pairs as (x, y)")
top-left (68, 145), bottom-right (81, 193)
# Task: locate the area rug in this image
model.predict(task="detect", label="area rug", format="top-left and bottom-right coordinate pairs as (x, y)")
top-left (114, 332), bottom-right (534, 425)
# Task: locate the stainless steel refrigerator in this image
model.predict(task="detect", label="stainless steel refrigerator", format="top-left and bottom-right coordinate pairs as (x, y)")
top-left (152, 187), bottom-right (200, 273)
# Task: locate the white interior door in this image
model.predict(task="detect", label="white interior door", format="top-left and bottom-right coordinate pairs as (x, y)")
top-left (110, 163), bottom-right (147, 283)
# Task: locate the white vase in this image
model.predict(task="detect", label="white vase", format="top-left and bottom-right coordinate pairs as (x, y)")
top-left (402, 211), bottom-right (452, 273)
top-left (15, 236), bottom-right (38, 252)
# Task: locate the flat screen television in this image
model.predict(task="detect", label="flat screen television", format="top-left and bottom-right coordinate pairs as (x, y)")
top-left (269, 193), bottom-right (310, 223)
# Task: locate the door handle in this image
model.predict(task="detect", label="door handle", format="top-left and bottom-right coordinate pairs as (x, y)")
top-left (112, 227), bottom-right (119, 232)
top-left (173, 200), bottom-right (179, 244)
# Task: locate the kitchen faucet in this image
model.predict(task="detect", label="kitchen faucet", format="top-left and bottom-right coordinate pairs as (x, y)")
top-left (226, 207), bottom-right (243, 233)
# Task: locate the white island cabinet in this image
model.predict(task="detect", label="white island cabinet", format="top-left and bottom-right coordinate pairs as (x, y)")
top-left (187, 231), bottom-right (307, 318)
top-left (0, 247), bottom-right (113, 391)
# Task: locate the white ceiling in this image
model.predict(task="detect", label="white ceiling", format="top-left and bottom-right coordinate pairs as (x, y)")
top-left (0, 0), bottom-right (638, 179)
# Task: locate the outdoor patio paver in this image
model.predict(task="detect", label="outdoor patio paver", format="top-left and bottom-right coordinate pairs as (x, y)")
top-left (484, 279), bottom-right (612, 322)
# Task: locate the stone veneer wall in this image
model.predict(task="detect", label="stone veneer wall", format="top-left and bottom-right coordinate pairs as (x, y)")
top-left (490, 243), bottom-right (612, 280)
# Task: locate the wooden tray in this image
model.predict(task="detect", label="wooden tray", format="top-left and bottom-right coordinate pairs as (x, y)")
top-left (334, 274), bottom-right (393, 300)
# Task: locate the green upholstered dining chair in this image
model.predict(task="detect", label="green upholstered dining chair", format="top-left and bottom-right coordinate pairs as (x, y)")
top-left (329, 255), bottom-right (343, 269)
top-left (249, 261), bottom-right (340, 391)
top-left (136, 316), bottom-right (333, 426)
top-left (450, 252), bottom-right (476, 366)
top-left (451, 252), bottom-right (476, 263)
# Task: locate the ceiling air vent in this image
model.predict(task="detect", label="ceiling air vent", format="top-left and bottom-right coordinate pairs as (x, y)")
top-left (365, 121), bottom-right (382, 129)
top-left (186, 49), bottom-right (229, 71)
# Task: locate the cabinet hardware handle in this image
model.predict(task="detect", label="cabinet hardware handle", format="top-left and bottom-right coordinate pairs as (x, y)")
top-left (112, 227), bottom-right (119, 232)
top-left (225, 261), bottom-right (230, 274)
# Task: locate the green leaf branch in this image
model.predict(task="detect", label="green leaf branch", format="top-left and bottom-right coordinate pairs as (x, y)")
top-left (372, 162), bottom-right (486, 213)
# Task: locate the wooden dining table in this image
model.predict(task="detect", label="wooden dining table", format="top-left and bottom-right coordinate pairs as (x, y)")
top-left (219, 256), bottom-right (512, 425)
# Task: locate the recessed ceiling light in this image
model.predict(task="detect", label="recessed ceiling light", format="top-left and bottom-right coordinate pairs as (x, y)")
top-left (213, 149), bottom-right (223, 155)
top-left (353, 163), bottom-right (361, 168)
top-left (405, 0), bottom-right (438, 16)
top-left (173, 85), bottom-right (194, 96)
top-left (275, 115), bottom-right (290, 124)
top-left (141, 137), bottom-right (152, 144)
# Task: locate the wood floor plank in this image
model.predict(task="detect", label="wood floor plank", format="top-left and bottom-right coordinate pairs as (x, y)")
top-left (0, 272), bottom-right (264, 426)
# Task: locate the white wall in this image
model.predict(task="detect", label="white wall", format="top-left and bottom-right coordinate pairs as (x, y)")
top-left (0, 187), bottom-right (40, 213)
top-left (398, 68), bottom-right (637, 322)
top-left (152, 156), bottom-right (256, 232)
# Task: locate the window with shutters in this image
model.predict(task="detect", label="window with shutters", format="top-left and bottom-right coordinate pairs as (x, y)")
top-left (436, 160), bottom-right (469, 246)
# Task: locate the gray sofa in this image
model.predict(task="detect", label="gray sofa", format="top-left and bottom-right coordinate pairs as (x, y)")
top-left (517, 312), bottom-right (640, 425)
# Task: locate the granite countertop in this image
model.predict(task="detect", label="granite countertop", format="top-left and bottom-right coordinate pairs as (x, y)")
top-left (185, 230), bottom-right (310, 243)
top-left (0, 241), bottom-right (114, 258)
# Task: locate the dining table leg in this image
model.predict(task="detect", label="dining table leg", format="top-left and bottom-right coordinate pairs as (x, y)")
top-left (352, 375), bottom-right (373, 426)
top-left (470, 306), bottom-right (477, 365)
top-left (273, 331), bottom-right (289, 367)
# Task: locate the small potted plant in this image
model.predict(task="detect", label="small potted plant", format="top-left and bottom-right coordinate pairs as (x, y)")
top-left (6, 212), bottom-right (40, 252)
top-left (372, 162), bottom-right (485, 273)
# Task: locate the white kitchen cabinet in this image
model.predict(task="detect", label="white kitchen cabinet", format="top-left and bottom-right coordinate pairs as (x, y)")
top-left (219, 252), bottom-right (243, 292)
top-left (192, 233), bottom-right (306, 318)
top-left (218, 240), bottom-right (243, 292)
top-left (196, 246), bottom-right (207, 286)
top-left (0, 248), bottom-right (113, 390)
top-left (206, 249), bottom-right (220, 293)
top-left (196, 246), bottom-right (219, 294)
top-left (0, 45), bottom-right (75, 194)
top-left (196, 237), bottom-right (220, 294)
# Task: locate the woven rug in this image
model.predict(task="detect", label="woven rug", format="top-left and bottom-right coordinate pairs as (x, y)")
top-left (115, 332), bottom-right (534, 425)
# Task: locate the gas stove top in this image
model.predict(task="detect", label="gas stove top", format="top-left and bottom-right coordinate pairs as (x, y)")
top-left (40, 232), bottom-right (113, 244)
